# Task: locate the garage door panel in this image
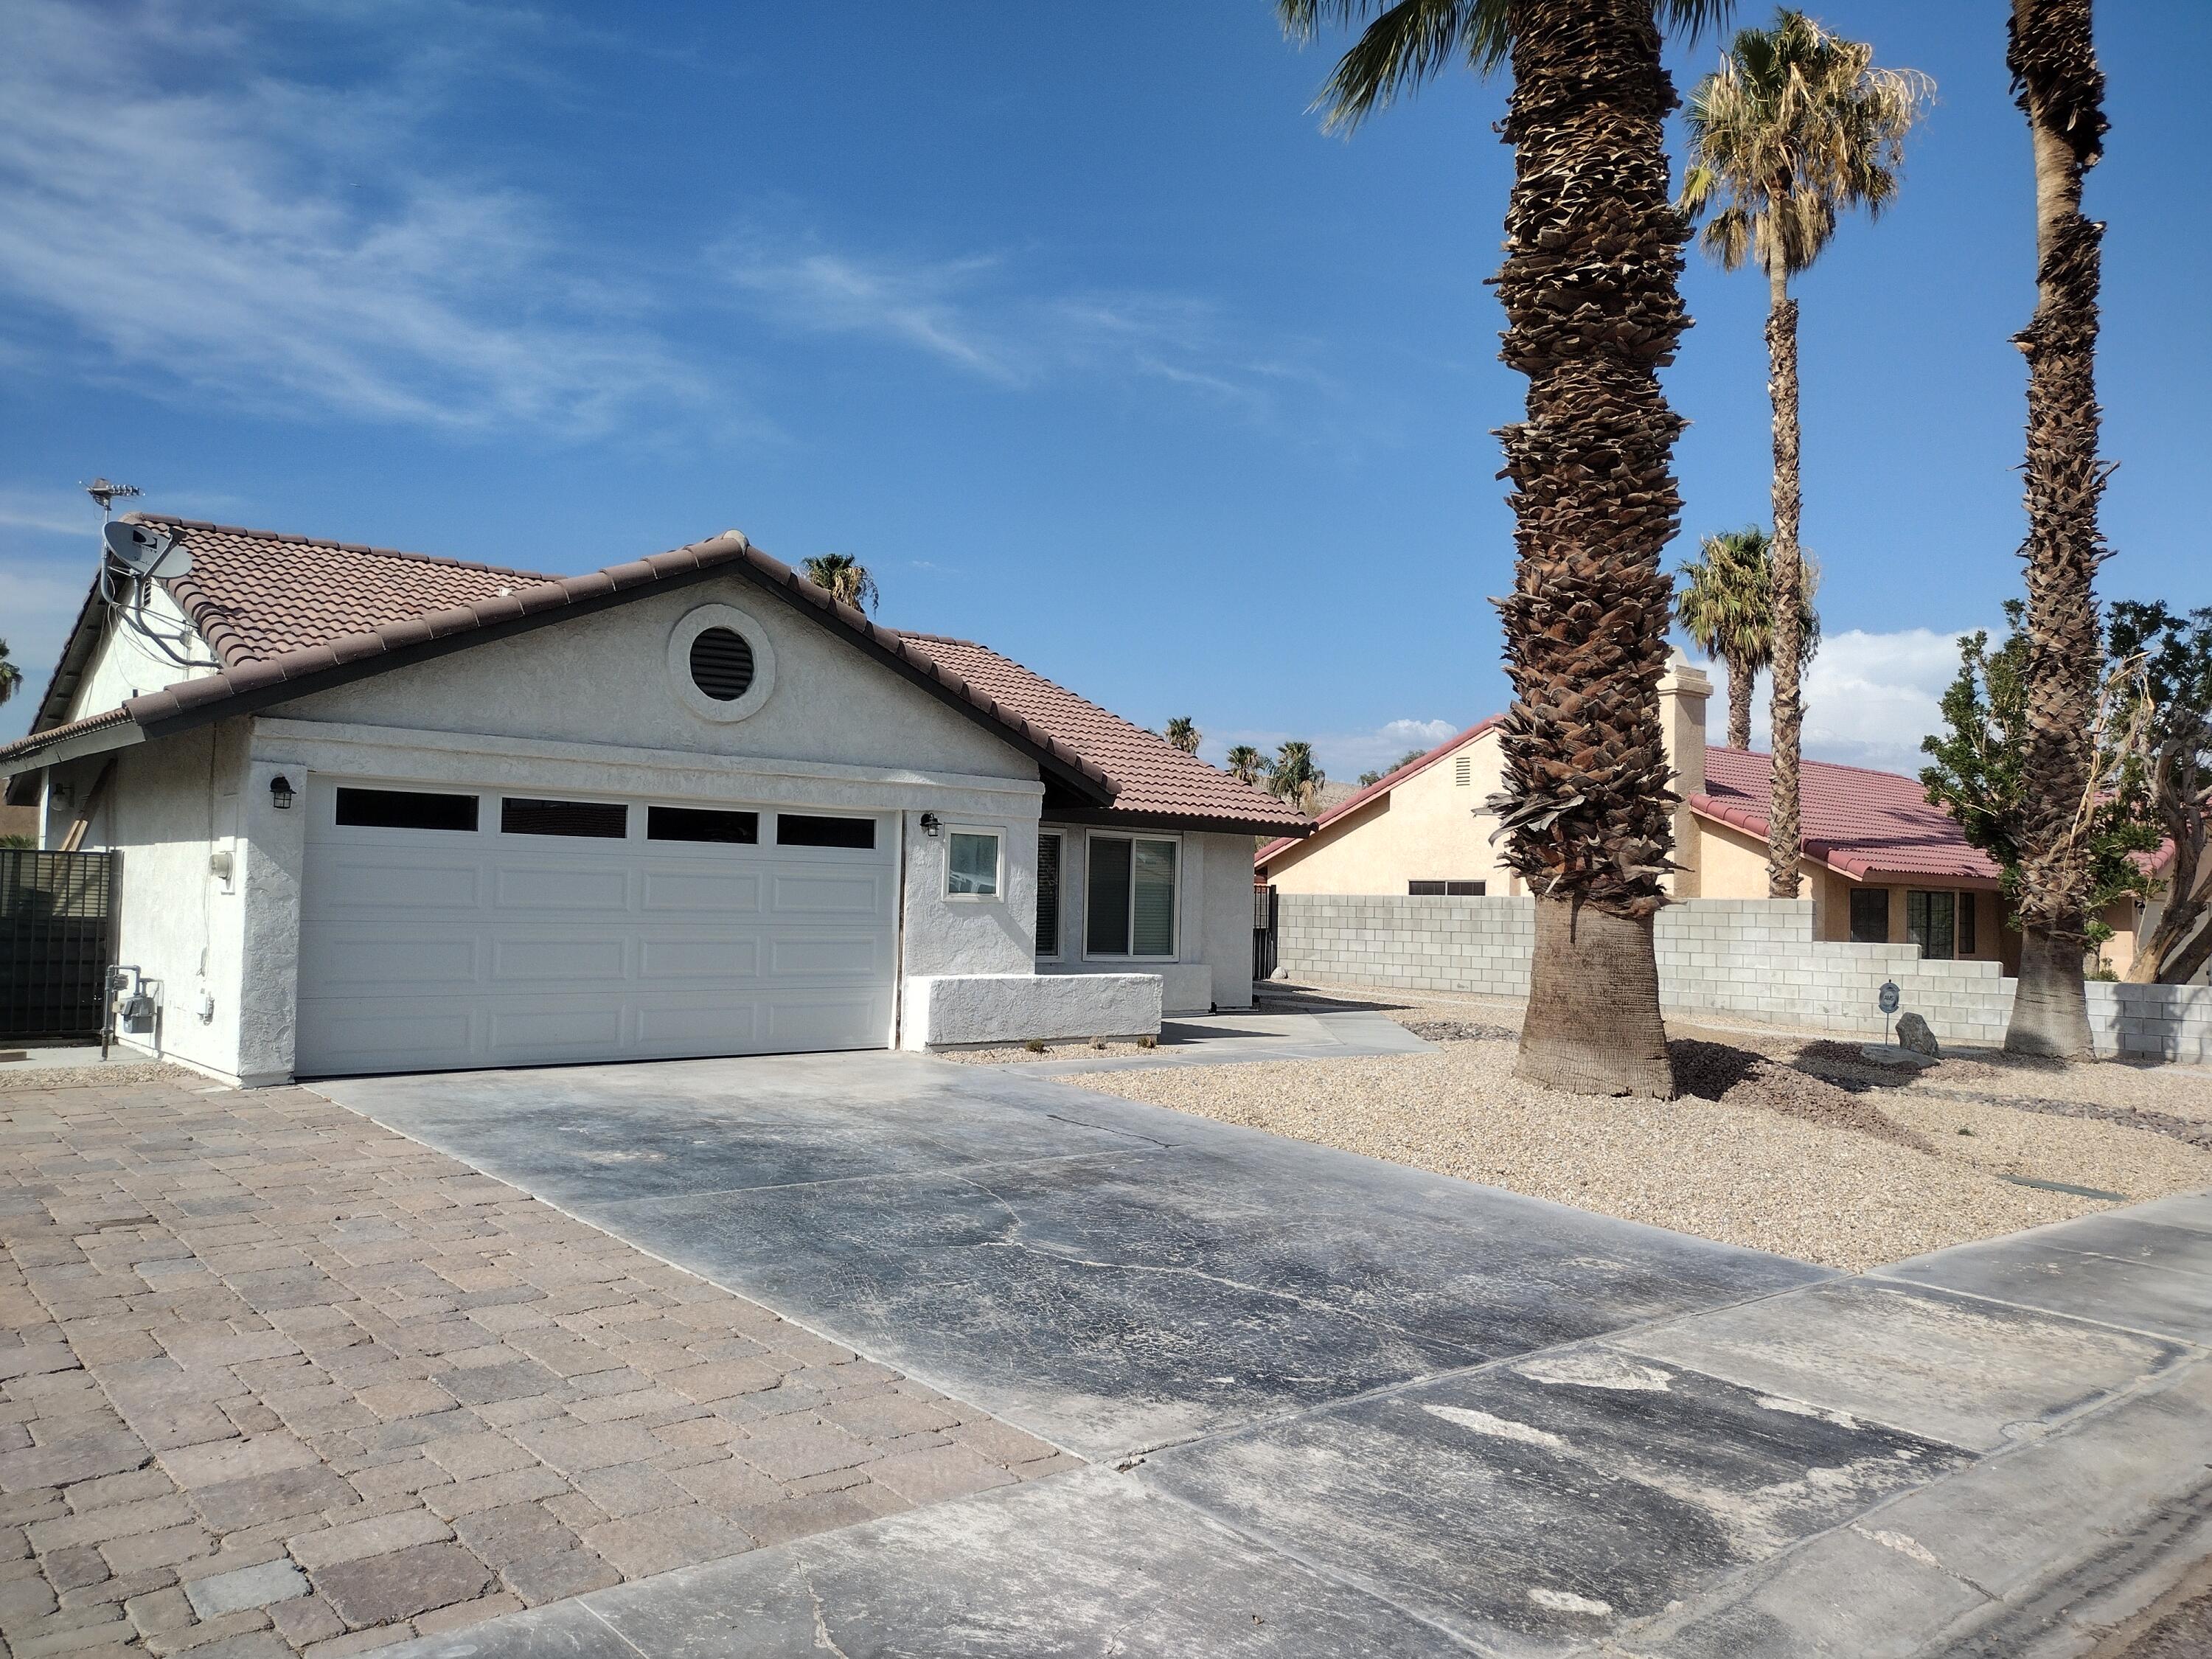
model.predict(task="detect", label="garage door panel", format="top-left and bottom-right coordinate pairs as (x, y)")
top-left (299, 780), bottom-right (895, 1076)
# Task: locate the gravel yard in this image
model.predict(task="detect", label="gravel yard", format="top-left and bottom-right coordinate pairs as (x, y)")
top-left (1070, 988), bottom-right (2212, 1272)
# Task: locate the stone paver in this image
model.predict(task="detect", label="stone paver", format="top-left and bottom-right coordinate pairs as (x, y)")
top-left (0, 1075), bottom-right (1073, 1655)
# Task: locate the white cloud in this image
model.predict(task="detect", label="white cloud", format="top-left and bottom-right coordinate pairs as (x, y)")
top-left (1696, 625), bottom-right (1980, 777)
top-left (0, 0), bottom-right (706, 435)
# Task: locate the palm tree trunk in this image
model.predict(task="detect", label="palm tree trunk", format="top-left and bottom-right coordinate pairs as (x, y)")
top-left (1492, 0), bottom-right (1684, 1099)
top-left (1725, 651), bottom-right (1755, 750)
top-left (2003, 0), bottom-right (2108, 1058)
top-left (1764, 260), bottom-right (1805, 899)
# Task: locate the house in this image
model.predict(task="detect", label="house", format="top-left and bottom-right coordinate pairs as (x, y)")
top-left (1253, 655), bottom-right (2138, 975)
top-left (0, 515), bottom-right (1307, 1084)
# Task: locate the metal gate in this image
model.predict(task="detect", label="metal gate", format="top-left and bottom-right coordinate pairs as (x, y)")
top-left (0, 850), bottom-right (118, 1042)
top-left (1252, 883), bottom-right (1278, 984)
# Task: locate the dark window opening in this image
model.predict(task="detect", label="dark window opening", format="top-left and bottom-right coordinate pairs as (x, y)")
top-left (1959, 891), bottom-right (1978, 955)
top-left (1907, 890), bottom-right (1955, 961)
top-left (1086, 835), bottom-right (1133, 955)
top-left (335, 787), bottom-right (479, 832)
top-left (1036, 833), bottom-right (1062, 956)
top-left (647, 806), bottom-right (758, 844)
top-left (1848, 887), bottom-right (1889, 944)
top-left (1409, 880), bottom-right (1486, 897)
top-left (1408, 880), bottom-right (1445, 896)
top-left (689, 627), bottom-right (756, 701)
top-left (776, 813), bottom-right (874, 849)
top-left (501, 797), bottom-right (627, 838)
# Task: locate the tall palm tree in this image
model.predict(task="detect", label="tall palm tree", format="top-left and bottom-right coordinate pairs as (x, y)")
top-left (1679, 10), bottom-right (1930, 898)
top-left (0, 640), bottom-right (19, 707)
top-left (1164, 717), bottom-right (1201, 754)
top-left (1267, 741), bottom-right (1325, 813)
top-left (801, 553), bottom-right (880, 613)
top-left (1674, 526), bottom-right (1820, 750)
top-left (1224, 744), bottom-right (1267, 786)
top-left (2002, 0), bottom-right (2110, 1057)
top-left (1282, 0), bottom-right (1731, 1097)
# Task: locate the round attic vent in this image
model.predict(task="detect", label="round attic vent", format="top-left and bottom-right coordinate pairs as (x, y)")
top-left (689, 627), bottom-right (756, 701)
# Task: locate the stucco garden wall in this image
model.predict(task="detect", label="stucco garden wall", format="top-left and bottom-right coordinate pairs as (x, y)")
top-left (901, 972), bottom-right (1162, 1048)
top-left (1276, 893), bottom-right (2212, 1062)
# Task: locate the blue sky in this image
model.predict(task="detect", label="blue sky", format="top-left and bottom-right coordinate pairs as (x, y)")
top-left (3, 0), bottom-right (2205, 778)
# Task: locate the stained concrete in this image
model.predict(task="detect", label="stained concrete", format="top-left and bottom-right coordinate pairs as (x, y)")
top-left (1874, 1214), bottom-right (2212, 1345)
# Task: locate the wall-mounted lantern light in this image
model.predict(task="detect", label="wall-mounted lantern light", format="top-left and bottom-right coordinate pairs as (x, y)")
top-left (919, 812), bottom-right (942, 837)
top-left (269, 775), bottom-right (296, 810)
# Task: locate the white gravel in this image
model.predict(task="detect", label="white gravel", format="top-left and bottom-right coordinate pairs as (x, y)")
top-left (0, 1061), bottom-right (199, 1092)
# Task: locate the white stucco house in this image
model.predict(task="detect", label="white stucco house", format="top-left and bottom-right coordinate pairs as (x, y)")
top-left (1, 516), bottom-right (1309, 1085)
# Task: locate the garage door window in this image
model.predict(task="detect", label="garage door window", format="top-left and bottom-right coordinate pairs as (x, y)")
top-left (501, 797), bottom-right (627, 838)
top-left (334, 787), bottom-right (479, 832)
top-left (647, 806), bottom-right (759, 844)
top-left (1085, 834), bottom-right (1177, 958)
top-left (776, 813), bottom-right (875, 849)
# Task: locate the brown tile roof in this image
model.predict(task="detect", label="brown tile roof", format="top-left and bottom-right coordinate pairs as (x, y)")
top-left (1255, 716), bottom-right (1502, 869)
top-left (1692, 748), bottom-right (2003, 887)
top-left (894, 635), bottom-right (1308, 833)
top-left (5, 517), bottom-right (1295, 832)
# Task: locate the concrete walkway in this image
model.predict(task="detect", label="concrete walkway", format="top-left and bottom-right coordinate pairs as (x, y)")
top-left (301, 1052), bottom-right (2212, 1658)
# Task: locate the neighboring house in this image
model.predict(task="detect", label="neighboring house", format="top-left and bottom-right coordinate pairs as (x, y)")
top-left (1256, 655), bottom-right (2154, 976)
top-left (0, 516), bottom-right (1307, 1084)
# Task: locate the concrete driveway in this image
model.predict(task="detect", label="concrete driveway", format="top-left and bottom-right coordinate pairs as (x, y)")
top-left (318, 1050), bottom-right (2212, 1658)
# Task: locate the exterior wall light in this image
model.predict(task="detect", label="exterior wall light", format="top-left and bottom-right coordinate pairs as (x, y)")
top-left (270, 776), bottom-right (296, 810)
top-left (919, 812), bottom-right (942, 837)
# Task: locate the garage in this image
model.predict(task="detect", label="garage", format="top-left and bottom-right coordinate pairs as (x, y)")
top-left (296, 776), bottom-right (897, 1077)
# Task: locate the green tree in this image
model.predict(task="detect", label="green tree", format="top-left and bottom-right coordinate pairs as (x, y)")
top-left (1267, 741), bottom-right (1325, 813)
top-left (2107, 601), bottom-right (2212, 986)
top-left (2000, 0), bottom-right (2112, 1055)
top-left (1224, 745), bottom-right (1268, 786)
top-left (1164, 717), bottom-right (1201, 754)
top-left (1679, 10), bottom-right (1930, 899)
top-left (1282, 0), bottom-right (1733, 1097)
top-left (1920, 601), bottom-right (2154, 971)
top-left (801, 554), bottom-right (880, 613)
top-left (0, 639), bottom-right (20, 707)
top-left (1358, 747), bottom-right (1433, 788)
top-left (1673, 526), bottom-right (1820, 750)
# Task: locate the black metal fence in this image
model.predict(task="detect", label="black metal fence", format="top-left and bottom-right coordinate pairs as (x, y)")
top-left (1252, 883), bottom-right (1278, 984)
top-left (0, 850), bottom-right (117, 1043)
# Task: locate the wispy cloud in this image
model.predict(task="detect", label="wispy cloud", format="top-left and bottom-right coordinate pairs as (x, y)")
top-left (1211, 717), bottom-right (1462, 782)
top-left (1694, 625), bottom-right (1979, 778)
top-left (0, 0), bottom-right (706, 436)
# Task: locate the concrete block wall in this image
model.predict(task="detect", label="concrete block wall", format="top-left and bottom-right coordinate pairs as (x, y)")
top-left (1278, 894), bottom-right (2212, 1063)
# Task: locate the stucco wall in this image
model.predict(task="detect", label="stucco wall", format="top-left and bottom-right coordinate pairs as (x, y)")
top-left (65, 585), bottom-right (222, 720)
top-left (1197, 833), bottom-right (1257, 1011)
top-left (1035, 822), bottom-right (1227, 1015)
top-left (1262, 728), bottom-right (1509, 897)
top-left (901, 973), bottom-right (1162, 1048)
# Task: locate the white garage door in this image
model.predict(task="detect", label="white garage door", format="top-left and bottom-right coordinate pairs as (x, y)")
top-left (296, 777), bottom-right (897, 1077)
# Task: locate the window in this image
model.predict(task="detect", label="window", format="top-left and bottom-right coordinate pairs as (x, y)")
top-left (1086, 834), bottom-right (1177, 957)
top-left (776, 813), bottom-right (874, 849)
top-left (335, 787), bottom-right (478, 832)
top-left (947, 830), bottom-right (1001, 898)
top-left (1848, 887), bottom-right (1889, 944)
top-left (1036, 832), bottom-right (1062, 958)
top-left (1907, 890), bottom-right (1955, 960)
top-left (647, 806), bottom-right (758, 844)
top-left (1410, 880), bottom-right (1486, 897)
top-left (501, 797), bottom-right (627, 838)
top-left (689, 627), bottom-right (756, 701)
top-left (1454, 755), bottom-right (1472, 787)
top-left (1959, 891), bottom-right (1978, 956)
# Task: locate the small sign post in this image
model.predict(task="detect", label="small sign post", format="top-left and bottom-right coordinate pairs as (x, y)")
top-left (1878, 979), bottom-right (1901, 1046)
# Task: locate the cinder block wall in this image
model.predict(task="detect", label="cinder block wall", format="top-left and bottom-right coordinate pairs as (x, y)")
top-left (1276, 894), bottom-right (2212, 1062)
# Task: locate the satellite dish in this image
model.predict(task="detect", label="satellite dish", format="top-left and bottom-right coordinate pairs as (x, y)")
top-left (102, 521), bottom-right (190, 580)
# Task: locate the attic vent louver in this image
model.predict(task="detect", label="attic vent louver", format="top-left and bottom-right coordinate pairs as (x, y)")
top-left (689, 627), bottom-right (757, 701)
top-left (1455, 755), bottom-right (1472, 787)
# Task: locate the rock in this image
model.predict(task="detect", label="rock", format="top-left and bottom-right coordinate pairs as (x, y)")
top-left (1270, 967), bottom-right (1291, 981)
top-left (1895, 1013), bottom-right (1941, 1057)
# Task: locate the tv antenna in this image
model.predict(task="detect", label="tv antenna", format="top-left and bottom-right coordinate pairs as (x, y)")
top-left (84, 479), bottom-right (142, 520)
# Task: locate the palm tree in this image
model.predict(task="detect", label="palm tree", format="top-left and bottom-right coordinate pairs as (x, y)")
top-left (1674, 526), bottom-right (1820, 750)
top-left (2001, 0), bottom-right (2110, 1057)
top-left (0, 640), bottom-right (19, 707)
top-left (1224, 745), bottom-right (1267, 786)
top-left (1267, 741), bottom-right (1325, 813)
top-left (801, 554), bottom-right (880, 613)
top-left (1282, 0), bottom-right (1731, 1097)
top-left (1164, 717), bottom-right (1201, 754)
top-left (1679, 10), bottom-right (1930, 899)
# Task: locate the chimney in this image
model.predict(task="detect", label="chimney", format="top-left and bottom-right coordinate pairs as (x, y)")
top-left (1660, 649), bottom-right (1711, 897)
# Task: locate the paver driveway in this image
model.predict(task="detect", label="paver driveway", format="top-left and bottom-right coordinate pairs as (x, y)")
top-left (324, 1053), bottom-right (2212, 1658)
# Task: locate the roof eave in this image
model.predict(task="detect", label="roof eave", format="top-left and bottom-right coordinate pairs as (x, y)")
top-left (1044, 805), bottom-right (1312, 839)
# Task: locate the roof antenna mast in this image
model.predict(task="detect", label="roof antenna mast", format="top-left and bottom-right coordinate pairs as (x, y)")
top-left (84, 478), bottom-right (142, 521)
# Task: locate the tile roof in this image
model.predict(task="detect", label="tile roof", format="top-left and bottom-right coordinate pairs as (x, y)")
top-left (4, 516), bottom-right (1297, 832)
top-left (1255, 716), bottom-right (1503, 868)
top-left (895, 635), bottom-right (1308, 833)
top-left (1692, 747), bottom-right (2003, 886)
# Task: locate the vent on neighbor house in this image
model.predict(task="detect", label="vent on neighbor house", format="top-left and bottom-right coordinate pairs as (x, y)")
top-left (689, 627), bottom-right (757, 701)
top-left (1455, 754), bottom-right (1472, 787)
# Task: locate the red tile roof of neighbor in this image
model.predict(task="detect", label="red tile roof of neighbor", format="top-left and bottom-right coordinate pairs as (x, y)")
top-left (1, 515), bottom-right (1307, 834)
top-left (1692, 746), bottom-right (2003, 887)
top-left (1255, 716), bottom-right (1504, 869)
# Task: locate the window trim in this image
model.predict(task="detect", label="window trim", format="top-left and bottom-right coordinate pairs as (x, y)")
top-left (667, 603), bottom-right (777, 723)
top-left (1082, 830), bottom-right (1180, 961)
top-left (1034, 831), bottom-right (1063, 960)
top-left (943, 825), bottom-right (1004, 902)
